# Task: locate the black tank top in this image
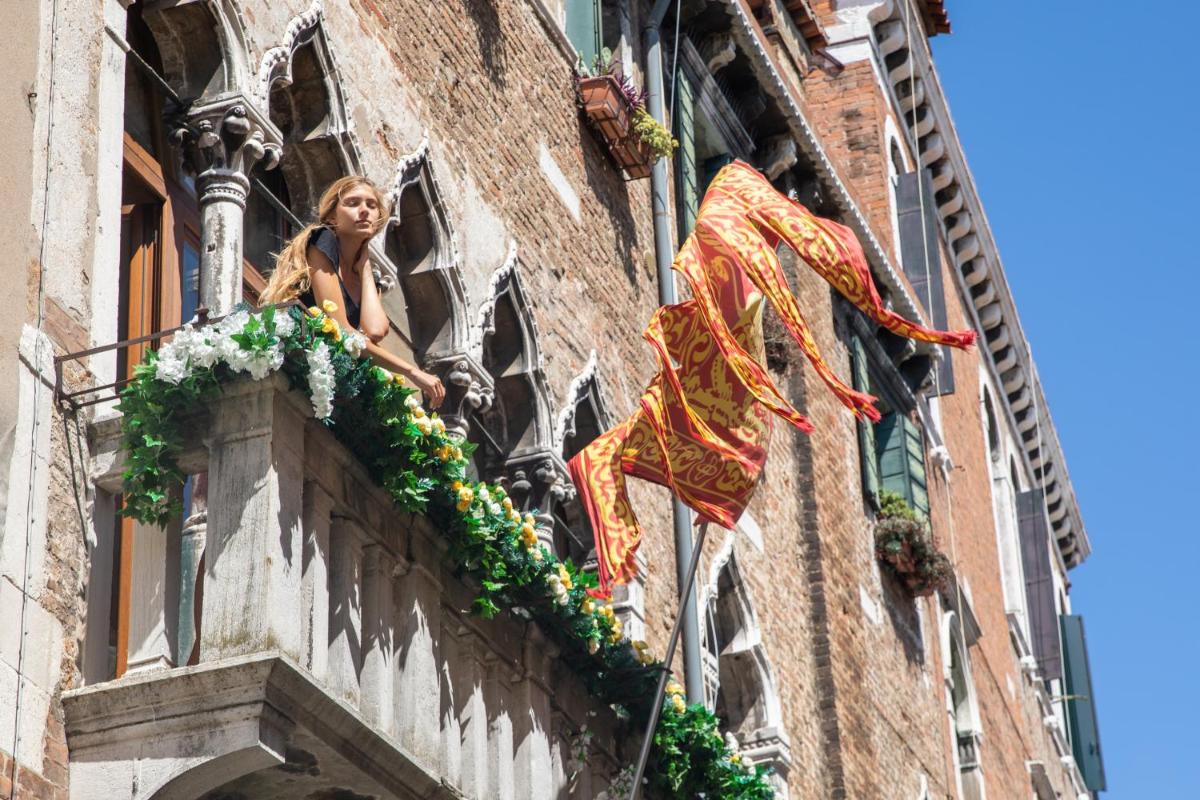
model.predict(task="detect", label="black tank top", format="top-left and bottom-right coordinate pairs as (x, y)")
top-left (298, 227), bottom-right (372, 329)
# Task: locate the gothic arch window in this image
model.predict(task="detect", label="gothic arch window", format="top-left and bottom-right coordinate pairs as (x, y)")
top-left (700, 551), bottom-right (793, 797)
top-left (138, 0), bottom-right (251, 103)
top-left (472, 256), bottom-right (556, 479)
top-left (943, 612), bottom-right (985, 800)
top-left (382, 142), bottom-right (470, 366)
top-left (553, 353), bottom-right (611, 562)
top-left (260, 7), bottom-right (361, 221)
top-left (982, 387), bottom-right (1001, 463)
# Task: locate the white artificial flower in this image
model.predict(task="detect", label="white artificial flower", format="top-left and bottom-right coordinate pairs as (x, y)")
top-left (154, 351), bottom-right (188, 385)
top-left (478, 487), bottom-right (490, 502)
top-left (415, 416), bottom-right (433, 436)
top-left (487, 502), bottom-right (503, 517)
top-left (344, 331), bottom-right (367, 358)
top-left (273, 311), bottom-right (296, 338)
top-left (405, 393), bottom-right (422, 410)
top-left (305, 341), bottom-right (336, 419)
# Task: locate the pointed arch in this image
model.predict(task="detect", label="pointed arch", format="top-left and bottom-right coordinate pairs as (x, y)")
top-left (471, 247), bottom-right (555, 462)
top-left (257, 2), bottom-right (365, 220)
top-left (699, 551), bottom-right (793, 796)
top-left (141, 0), bottom-right (252, 102)
top-left (553, 352), bottom-right (614, 561)
top-left (942, 611), bottom-right (986, 800)
top-left (381, 137), bottom-right (470, 362)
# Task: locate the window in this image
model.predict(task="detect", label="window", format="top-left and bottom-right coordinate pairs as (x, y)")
top-left (565, 0), bottom-right (604, 70)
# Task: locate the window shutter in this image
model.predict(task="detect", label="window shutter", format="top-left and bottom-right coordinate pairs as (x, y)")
top-left (896, 169), bottom-right (955, 395)
top-left (851, 336), bottom-right (879, 509)
top-left (1017, 489), bottom-right (1062, 681)
top-left (1060, 614), bottom-right (1106, 792)
top-left (565, 0), bottom-right (602, 72)
top-left (877, 412), bottom-right (929, 518)
top-left (674, 71), bottom-right (699, 240)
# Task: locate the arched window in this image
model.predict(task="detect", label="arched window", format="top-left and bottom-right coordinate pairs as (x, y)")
top-left (701, 551), bottom-right (793, 798)
top-left (554, 354), bottom-right (610, 563)
top-left (943, 612), bottom-right (985, 800)
top-left (982, 387), bottom-right (1001, 463)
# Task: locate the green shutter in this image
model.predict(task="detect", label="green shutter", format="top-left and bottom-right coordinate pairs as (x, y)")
top-left (877, 412), bottom-right (929, 518)
top-left (1060, 614), bottom-right (1106, 792)
top-left (851, 337), bottom-right (879, 509)
top-left (674, 71), bottom-right (699, 240)
top-left (566, 0), bottom-right (602, 72)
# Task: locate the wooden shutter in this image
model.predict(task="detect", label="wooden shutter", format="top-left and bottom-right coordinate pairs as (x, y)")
top-left (851, 337), bottom-right (879, 509)
top-left (1060, 614), bottom-right (1106, 792)
top-left (565, 0), bottom-right (602, 72)
top-left (674, 72), bottom-right (699, 240)
top-left (1017, 489), bottom-right (1062, 681)
top-left (896, 169), bottom-right (955, 395)
top-left (877, 412), bottom-right (930, 518)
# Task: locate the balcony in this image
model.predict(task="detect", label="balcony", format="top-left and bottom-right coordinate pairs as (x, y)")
top-left (68, 374), bottom-right (622, 799)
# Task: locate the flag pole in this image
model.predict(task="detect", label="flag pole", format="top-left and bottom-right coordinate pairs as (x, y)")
top-left (628, 522), bottom-right (712, 800)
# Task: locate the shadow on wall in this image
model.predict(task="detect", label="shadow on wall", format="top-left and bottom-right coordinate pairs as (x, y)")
top-left (462, 0), bottom-right (508, 87)
top-left (578, 124), bottom-right (642, 288)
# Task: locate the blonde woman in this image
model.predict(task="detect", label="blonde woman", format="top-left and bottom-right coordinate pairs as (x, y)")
top-left (260, 176), bottom-right (446, 408)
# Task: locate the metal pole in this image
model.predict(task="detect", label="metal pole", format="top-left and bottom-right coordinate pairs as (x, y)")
top-left (627, 523), bottom-right (711, 800)
top-left (644, 0), bottom-right (704, 707)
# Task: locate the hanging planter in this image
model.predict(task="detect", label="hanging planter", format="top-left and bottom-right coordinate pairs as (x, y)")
top-left (575, 65), bottom-right (676, 181)
top-left (874, 490), bottom-right (953, 597)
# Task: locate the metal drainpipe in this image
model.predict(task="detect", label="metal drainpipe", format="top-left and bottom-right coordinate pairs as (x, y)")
top-left (644, 0), bottom-right (705, 705)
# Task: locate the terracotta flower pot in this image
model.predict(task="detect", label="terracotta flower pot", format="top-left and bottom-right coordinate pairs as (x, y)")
top-left (577, 75), bottom-right (632, 142)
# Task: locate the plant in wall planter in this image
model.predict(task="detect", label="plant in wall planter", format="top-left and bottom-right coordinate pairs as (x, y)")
top-left (874, 490), bottom-right (953, 597)
top-left (575, 49), bottom-right (676, 180)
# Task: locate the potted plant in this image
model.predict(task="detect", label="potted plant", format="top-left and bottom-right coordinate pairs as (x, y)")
top-left (874, 490), bottom-right (953, 597)
top-left (575, 50), bottom-right (677, 179)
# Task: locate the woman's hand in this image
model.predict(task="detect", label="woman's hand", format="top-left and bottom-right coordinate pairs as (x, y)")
top-left (411, 368), bottom-right (446, 409)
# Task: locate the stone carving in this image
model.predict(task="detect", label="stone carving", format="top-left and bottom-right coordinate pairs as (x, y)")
top-left (173, 99), bottom-right (282, 208)
top-left (701, 32), bottom-right (737, 72)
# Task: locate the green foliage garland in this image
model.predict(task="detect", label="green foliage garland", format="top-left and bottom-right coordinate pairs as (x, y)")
top-left (118, 304), bottom-right (774, 798)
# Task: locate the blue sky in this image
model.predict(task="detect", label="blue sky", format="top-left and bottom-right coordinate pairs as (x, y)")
top-left (930, 3), bottom-right (1199, 796)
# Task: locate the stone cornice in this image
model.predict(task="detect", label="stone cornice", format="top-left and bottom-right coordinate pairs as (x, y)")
top-left (845, 0), bottom-right (1089, 566)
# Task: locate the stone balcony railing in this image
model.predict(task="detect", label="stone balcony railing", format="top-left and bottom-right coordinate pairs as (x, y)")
top-left (67, 374), bottom-right (623, 800)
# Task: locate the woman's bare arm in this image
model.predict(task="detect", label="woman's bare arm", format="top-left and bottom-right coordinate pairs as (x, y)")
top-left (307, 245), bottom-right (446, 408)
top-left (352, 247), bottom-right (391, 343)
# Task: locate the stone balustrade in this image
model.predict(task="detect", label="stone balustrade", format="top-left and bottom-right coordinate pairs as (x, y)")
top-left (68, 374), bottom-right (623, 800)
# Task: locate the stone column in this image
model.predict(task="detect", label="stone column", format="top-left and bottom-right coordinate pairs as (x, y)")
top-left (393, 544), bottom-right (443, 767)
top-left (455, 629), bottom-right (491, 798)
top-left (328, 516), bottom-right (365, 707)
top-left (361, 543), bottom-right (396, 731)
top-left (301, 481), bottom-right (334, 678)
top-left (172, 97), bottom-right (281, 316)
top-left (201, 376), bottom-right (305, 663)
top-left (176, 473), bottom-right (208, 668)
top-left (483, 653), bottom-right (519, 800)
top-left (513, 625), bottom-right (557, 799)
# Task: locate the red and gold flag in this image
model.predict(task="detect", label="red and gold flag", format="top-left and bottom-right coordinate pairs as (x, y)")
top-left (571, 161), bottom-right (975, 597)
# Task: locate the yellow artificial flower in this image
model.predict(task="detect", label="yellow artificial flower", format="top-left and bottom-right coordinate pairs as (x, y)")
top-left (458, 486), bottom-right (474, 504)
top-left (432, 417), bottom-right (446, 434)
top-left (523, 513), bottom-right (536, 527)
top-left (412, 406), bottom-right (426, 419)
top-left (452, 480), bottom-right (463, 491)
top-left (557, 564), bottom-right (573, 590)
top-left (608, 618), bottom-right (623, 642)
top-left (452, 446), bottom-right (463, 460)
top-left (671, 694), bottom-right (686, 714)
top-left (393, 373), bottom-right (406, 384)
top-left (665, 680), bottom-right (684, 697)
top-left (531, 548), bottom-right (543, 562)
top-left (520, 526), bottom-right (538, 548)
top-left (598, 603), bottom-right (615, 620)
top-left (508, 508), bottom-right (521, 523)
top-left (306, 306), bottom-right (321, 317)
top-left (332, 327), bottom-right (342, 342)
top-left (581, 597), bottom-right (595, 615)
top-left (730, 754), bottom-right (742, 765)
top-left (502, 497), bottom-right (513, 511)
top-left (322, 299), bottom-right (338, 314)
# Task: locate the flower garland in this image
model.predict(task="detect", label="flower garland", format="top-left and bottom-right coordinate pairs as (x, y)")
top-left (117, 303), bottom-right (774, 798)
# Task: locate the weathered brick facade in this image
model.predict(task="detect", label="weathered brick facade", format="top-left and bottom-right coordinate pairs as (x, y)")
top-left (0, 1), bottom-right (1100, 798)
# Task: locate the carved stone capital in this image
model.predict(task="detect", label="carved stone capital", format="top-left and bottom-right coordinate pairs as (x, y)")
top-left (425, 352), bottom-right (494, 440)
top-left (495, 450), bottom-right (574, 546)
top-left (701, 32), bottom-right (737, 72)
top-left (173, 95), bottom-right (282, 209)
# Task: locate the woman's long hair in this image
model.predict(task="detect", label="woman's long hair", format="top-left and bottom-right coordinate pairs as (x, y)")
top-left (259, 175), bottom-right (391, 305)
